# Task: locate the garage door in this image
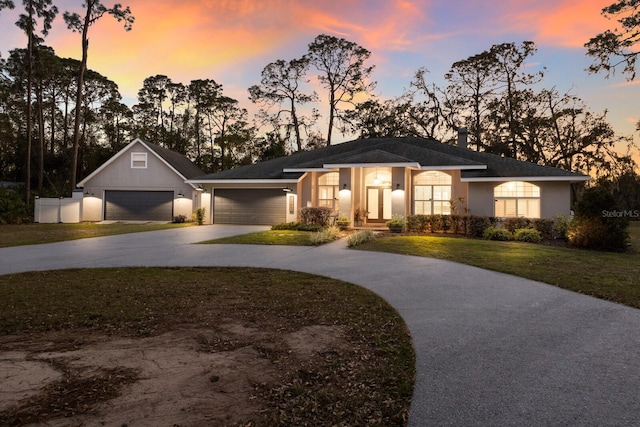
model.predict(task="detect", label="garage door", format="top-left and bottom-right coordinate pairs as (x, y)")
top-left (104, 191), bottom-right (174, 221)
top-left (214, 189), bottom-right (285, 225)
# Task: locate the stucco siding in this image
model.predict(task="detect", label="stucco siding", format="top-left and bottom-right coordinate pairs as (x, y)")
top-left (468, 181), bottom-right (572, 218)
top-left (540, 182), bottom-right (571, 218)
top-left (467, 182), bottom-right (495, 217)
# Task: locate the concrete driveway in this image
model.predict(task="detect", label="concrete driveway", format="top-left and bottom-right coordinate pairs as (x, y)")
top-left (2, 225), bottom-right (640, 426)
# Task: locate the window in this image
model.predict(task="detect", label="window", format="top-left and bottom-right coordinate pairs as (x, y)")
top-left (131, 152), bottom-right (147, 168)
top-left (318, 172), bottom-right (339, 210)
top-left (413, 171), bottom-right (452, 215)
top-left (494, 181), bottom-right (540, 218)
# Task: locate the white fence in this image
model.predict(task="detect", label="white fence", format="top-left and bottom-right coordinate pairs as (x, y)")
top-left (34, 197), bottom-right (81, 223)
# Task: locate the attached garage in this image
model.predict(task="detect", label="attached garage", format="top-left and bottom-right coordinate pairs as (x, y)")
top-left (104, 191), bottom-right (174, 221)
top-left (214, 189), bottom-right (286, 225)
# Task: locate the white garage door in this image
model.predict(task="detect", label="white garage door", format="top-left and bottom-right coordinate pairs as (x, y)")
top-left (214, 189), bottom-right (286, 225)
top-left (104, 191), bottom-right (174, 221)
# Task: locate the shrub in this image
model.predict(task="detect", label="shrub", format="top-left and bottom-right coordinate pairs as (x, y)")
top-left (451, 215), bottom-right (467, 235)
top-left (272, 222), bottom-right (298, 230)
top-left (347, 229), bottom-right (376, 247)
top-left (441, 214), bottom-right (452, 233)
top-left (0, 187), bottom-right (31, 224)
top-left (514, 228), bottom-right (542, 243)
top-left (385, 215), bottom-right (405, 230)
top-left (468, 216), bottom-right (496, 238)
top-left (309, 225), bottom-right (341, 245)
top-left (568, 186), bottom-right (630, 252)
top-left (483, 226), bottom-right (513, 241)
top-left (173, 214), bottom-right (187, 223)
top-left (300, 207), bottom-right (333, 227)
top-left (336, 214), bottom-right (351, 229)
top-left (406, 215), bottom-right (429, 232)
top-left (530, 218), bottom-right (554, 240)
top-left (192, 207), bottom-right (206, 225)
top-left (568, 216), bottom-right (629, 252)
top-left (429, 214), bottom-right (444, 232)
top-left (503, 217), bottom-right (531, 233)
top-left (552, 214), bottom-right (570, 239)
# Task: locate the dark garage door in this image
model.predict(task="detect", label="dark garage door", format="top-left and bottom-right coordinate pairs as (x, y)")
top-left (104, 191), bottom-right (174, 221)
top-left (214, 189), bottom-right (285, 225)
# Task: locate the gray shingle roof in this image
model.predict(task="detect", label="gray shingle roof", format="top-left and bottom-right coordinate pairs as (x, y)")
top-left (144, 141), bottom-right (205, 179)
top-left (192, 137), bottom-right (588, 181)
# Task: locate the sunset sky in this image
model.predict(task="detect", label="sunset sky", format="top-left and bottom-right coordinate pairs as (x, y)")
top-left (1, 0), bottom-right (638, 147)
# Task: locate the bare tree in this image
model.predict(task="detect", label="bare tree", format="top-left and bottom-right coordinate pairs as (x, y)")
top-left (306, 34), bottom-right (375, 146)
top-left (249, 57), bottom-right (317, 151)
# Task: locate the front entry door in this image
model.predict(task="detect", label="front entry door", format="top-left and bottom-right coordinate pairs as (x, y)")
top-left (367, 187), bottom-right (392, 223)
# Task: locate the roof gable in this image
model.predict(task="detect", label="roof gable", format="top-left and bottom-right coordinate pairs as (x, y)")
top-left (77, 138), bottom-right (205, 187)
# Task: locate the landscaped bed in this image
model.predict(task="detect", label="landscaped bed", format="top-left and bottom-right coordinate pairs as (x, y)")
top-left (0, 267), bottom-right (415, 426)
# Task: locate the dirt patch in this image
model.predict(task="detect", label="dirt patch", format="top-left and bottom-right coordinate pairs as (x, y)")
top-left (0, 324), bottom-right (346, 426)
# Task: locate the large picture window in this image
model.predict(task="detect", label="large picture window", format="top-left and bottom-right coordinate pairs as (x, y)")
top-left (318, 172), bottom-right (339, 210)
top-left (413, 171), bottom-right (452, 215)
top-left (494, 181), bottom-right (540, 218)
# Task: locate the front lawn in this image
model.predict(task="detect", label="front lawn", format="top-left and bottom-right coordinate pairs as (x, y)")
top-left (0, 222), bottom-right (192, 248)
top-left (356, 222), bottom-right (640, 309)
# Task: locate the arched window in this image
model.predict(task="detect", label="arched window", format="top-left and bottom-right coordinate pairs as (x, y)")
top-left (494, 181), bottom-right (540, 218)
top-left (413, 171), bottom-right (452, 215)
top-left (318, 172), bottom-right (339, 210)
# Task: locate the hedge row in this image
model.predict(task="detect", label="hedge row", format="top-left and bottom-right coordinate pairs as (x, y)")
top-left (405, 214), bottom-right (497, 238)
top-left (405, 214), bottom-right (562, 240)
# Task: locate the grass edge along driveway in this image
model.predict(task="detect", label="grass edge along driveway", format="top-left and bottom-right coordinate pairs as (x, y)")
top-left (357, 224), bottom-right (640, 309)
top-left (0, 222), bottom-right (192, 248)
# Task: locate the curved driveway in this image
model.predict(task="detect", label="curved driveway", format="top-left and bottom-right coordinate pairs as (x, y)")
top-left (2, 225), bottom-right (640, 426)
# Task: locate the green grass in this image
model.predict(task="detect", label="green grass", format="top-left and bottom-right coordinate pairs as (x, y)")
top-left (0, 267), bottom-right (415, 426)
top-left (358, 222), bottom-right (640, 309)
top-left (0, 222), bottom-right (192, 248)
top-left (200, 229), bottom-right (315, 246)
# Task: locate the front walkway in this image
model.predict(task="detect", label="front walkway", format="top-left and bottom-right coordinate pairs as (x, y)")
top-left (2, 225), bottom-right (640, 426)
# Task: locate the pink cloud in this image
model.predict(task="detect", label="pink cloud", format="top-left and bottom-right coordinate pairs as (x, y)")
top-left (489, 0), bottom-right (613, 48)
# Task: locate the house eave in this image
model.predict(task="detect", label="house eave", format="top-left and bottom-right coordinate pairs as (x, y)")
top-left (282, 168), bottom-right (336, 173)
top-left (421, 165), bottom-right (487, 171)
top-left (461, 176), bottom-right (590, 182)
top-left (323, 162), bottom-right (421, 169)
top-left (186, 179), bottom-right (300, 185)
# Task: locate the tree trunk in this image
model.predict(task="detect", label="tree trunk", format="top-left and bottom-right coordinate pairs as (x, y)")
top-left (327, 90), bottom-right (335, 147)
top-left (70, 4), bottom-right (91, 193)
top-left (25, 26), bottom-right (33, 204)
top-left (36, 80), bottom-right (45, 192)
top-left (50, 88), bottom-right (56, 155)
top-left (291, 98), bottom-right (302, 151)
